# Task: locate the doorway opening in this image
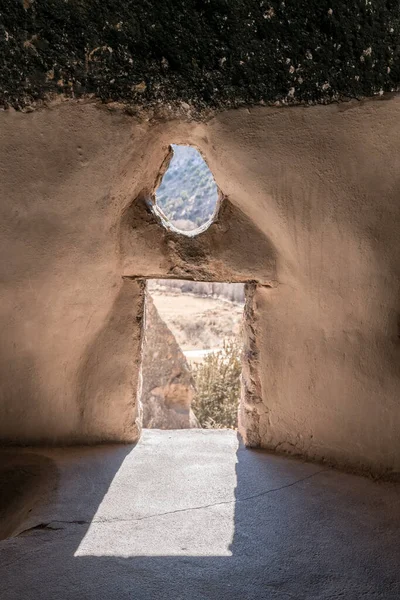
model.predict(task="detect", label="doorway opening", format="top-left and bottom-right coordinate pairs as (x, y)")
top-left (140, 279), bottom-right (245, 430)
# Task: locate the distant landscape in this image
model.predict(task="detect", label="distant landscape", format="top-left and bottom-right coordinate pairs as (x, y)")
top-left (155, 144), bottom-right (219, 231)
top-left (149, 284), bottom-right (244, 353)
top-left (146, 283), bottom-right (244, 430)
top-left (148, 279), bottom-right (245, 305)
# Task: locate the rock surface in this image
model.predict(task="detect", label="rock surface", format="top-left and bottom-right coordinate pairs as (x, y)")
top-left (1, 1), bottom-right (399, 111)
top-left (141, 293), bottom-right (199, 429)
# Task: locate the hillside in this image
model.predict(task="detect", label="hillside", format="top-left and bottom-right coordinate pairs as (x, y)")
top-left (155, 144), bottom-right (219, 231)
top-left (149, 289), bottom-right (244, 352)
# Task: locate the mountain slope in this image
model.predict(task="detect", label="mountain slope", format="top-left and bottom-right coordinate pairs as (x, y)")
top-left (155, 144), bottom-right (219, 230)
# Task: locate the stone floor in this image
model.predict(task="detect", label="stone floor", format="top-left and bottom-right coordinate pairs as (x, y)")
top-left (1, 429), bottom-right (400, 599)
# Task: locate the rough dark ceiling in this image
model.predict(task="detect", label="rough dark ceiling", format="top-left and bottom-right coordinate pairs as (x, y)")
top-left (1, 0), bottom-right (399, 111)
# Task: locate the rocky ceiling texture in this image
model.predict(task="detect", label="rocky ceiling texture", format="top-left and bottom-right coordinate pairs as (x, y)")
top-left (1, 0), bottom-right (399, 112)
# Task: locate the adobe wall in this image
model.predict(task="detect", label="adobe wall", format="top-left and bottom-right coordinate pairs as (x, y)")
top-left (0, 102), bottom-right (275, 444)
top-left (0, 105), bottom-right (147, 443)
top-left (0, 97), bottom-right (400, 475)
top-left (208, 101), bottom-right (400, 474)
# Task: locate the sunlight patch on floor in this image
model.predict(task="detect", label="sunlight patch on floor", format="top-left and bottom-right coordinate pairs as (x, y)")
top-left (74, 432), bottom-right (238, 557)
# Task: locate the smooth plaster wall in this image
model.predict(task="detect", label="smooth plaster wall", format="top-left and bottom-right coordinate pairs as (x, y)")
top-left (0, 99), bottom-right (399, 473)
top-left (207, 99), bottom-right (400, 474)
top-left (0, 104), bottom-right (149, 443)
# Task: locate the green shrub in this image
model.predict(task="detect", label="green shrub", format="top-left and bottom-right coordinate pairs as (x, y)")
top-left (191, 339), bottom-right (241, 429)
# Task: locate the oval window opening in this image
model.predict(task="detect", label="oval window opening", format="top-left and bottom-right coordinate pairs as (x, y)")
top-left (154, 144), bottom-right (219, 236)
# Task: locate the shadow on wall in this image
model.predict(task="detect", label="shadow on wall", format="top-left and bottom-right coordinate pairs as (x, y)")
top-left (1, 433), bottom-right (399, 599)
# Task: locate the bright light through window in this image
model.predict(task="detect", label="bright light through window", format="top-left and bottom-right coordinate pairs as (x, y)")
top-left (154, 144), bottom-right (219, 235)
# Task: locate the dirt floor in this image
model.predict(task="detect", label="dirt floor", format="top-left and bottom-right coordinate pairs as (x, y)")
top-left (149, 290), bottom-right (244, 352)
top-left (2, 430), bottom-right (400, 600)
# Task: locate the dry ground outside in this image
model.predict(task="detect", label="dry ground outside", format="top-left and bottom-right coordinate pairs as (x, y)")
top-left (150, 290), bottom-right (244, 358)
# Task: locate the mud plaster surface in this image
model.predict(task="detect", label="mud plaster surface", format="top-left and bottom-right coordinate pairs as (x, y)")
top-left (0, 98), bottom-right (400, 474)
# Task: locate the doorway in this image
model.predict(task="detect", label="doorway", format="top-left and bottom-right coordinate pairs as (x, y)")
top-left (141, 279), bottom-right (245, 430)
